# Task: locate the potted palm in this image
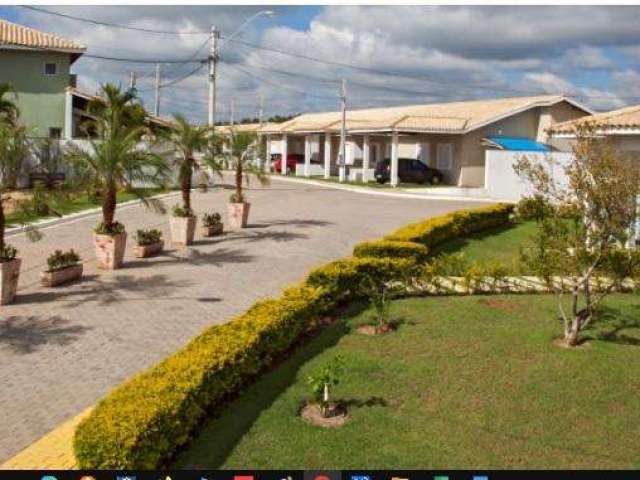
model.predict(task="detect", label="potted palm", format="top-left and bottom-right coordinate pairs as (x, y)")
top-left (133, 228), bottom-right (164, 258)
top-left (223, 129), bottom-right (268, 229)
top-left (162, 114), bottom-right (219, 247)
top-left (65, 84), bottom-right (168, 270)
top-left (201, 212), bottom-right (223, 237)
top-left (40, 249), bottom-right (82, 287)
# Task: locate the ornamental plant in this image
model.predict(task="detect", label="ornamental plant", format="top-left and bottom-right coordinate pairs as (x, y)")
top-left (306, 355), bottom-right (345, 418)
top-left (221, 129), bottom-right (268, 204)
top-left (46, 249), bottom-right (81, 272)
top-left (202, 212), bottom-right (222, 227)
top-left (134, 228), bottom-right (162, 246)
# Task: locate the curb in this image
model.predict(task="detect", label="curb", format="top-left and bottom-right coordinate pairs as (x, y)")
top-left (269, 175), bottom-right (496, 203)
top-left (6, 191), bottom-right (181, 238)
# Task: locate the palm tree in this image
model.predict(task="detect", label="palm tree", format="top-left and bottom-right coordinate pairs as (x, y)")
top-left (222, 128), bottom-right (268, 228)
top-left (0, 83), bottom-right (19, 126)
top-left (67, 84), bottom-right (168, 232)
top-left (162, 114), bottom-right (219, 215)
top-left (65, 84), bottom-right (168, 268)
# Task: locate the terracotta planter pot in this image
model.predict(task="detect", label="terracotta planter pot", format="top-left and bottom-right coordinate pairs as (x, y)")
top-left (227, 202), bottom-right (251, 229)
top-left (94, 232), bottom-right (127, 270)
top-left (170, 215), bottom-right (197, 247)
top-left (40, 264), bottom-right (83, 287)
top-left (0, 258), bottom-right (21, 305)
top-left (201, 223), bottom-right (223, 237)
top-left (133, 241), bottom-right (164, 258)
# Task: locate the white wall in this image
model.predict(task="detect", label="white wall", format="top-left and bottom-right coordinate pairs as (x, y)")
top-left (485, 150), bottom-right (574, 202)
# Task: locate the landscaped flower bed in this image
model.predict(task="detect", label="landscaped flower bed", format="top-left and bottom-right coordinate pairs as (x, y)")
top-left (40, 249), bottom-right (82, 287)
top-left (133, 229), bottom-right (164, 258)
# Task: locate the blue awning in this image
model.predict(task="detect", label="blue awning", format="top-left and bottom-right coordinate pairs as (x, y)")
top-left (484, 136), bottom-right (551, 152)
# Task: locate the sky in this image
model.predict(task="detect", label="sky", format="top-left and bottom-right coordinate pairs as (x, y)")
top-left (3, 5), bottom-right (640, 123)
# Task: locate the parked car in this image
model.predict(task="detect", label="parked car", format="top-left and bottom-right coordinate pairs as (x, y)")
top-left (374, 158), bottom-right (444, 185)
top-left (271, 153), bottom-right (304, 174)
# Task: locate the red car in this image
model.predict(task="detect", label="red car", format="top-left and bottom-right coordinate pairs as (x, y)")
top-left (271, 153), bottom-right (304, 174)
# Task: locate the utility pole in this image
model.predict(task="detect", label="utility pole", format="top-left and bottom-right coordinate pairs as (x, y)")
top-left (208, 26), bottom-right (220, 128)
top-left (258, 94), bottom-right (264, 126)
top-left (230, 99), bottom-right (235, 127)
top-left (154, 63), bottom-right (161, 116)
top-left (129, 71), bottom-right (137, 90)
top-left (338, 79), bottom-right (347, 183)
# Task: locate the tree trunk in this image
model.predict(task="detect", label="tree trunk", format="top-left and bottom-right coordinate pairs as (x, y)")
top-left (102, 183), bottom-right (116, 228)
top-left (235, 162), bottom-right (243, 202)
top-left (0, 197), bottom-right (5, 252)
top-left (181, 158), bottom-right (192, 213)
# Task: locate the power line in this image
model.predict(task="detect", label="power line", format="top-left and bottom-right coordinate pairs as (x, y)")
top-left (20, 5), bottom-right (209, 35)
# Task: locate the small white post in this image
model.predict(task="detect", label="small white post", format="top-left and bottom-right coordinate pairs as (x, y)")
top-left (362, 134), bottom-right (370, 183)
top-left (324, 134), bottom-right (331, 179)
top-left (64, 88), bottom-right (73, 140)
top-left (281, 134), bottom-right (288, 175)
top-left (304, 134), bottom-right (311, 177)
top-left (391, 131), bottom-right (399, 187)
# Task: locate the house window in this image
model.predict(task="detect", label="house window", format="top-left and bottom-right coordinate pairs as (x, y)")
top-left (44, 62), bottom-right (58, 76)
top-left (49, 128), bottom-right (62, 139)
top-left (436, 143), bottom-right (453, 170)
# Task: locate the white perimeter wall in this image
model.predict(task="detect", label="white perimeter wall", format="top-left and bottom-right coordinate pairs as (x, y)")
top-left (485, 150), bottom-right (574, 202)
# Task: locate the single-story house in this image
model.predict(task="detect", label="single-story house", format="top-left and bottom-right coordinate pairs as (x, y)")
top-left (548, 104), bottom-right (640, 154)
top-left (259, 94), bottom-right (592, 187)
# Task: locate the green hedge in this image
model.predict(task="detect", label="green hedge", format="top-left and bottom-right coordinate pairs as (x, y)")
top-left (74, 203), bottom-right (514, 469)
top-left (384, 203), bottom-right (514, 248)
top-left (353, 240), bottom-right (429, 262)
top-left (306, 256), bottom-right (417, 303)
top-left (74, 284), bottom-right (329, 469)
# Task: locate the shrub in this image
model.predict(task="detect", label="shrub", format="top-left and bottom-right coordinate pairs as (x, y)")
top-left (94, 221), bottom-right (125, 236)
top-left (515, 195), bottom-right (553, 222)
top-left (384, 203), bottom-right (514, 248)
top-left (135, 229), bottom-right (162, 246)
top-left (353, 239), bottom-right (428, 262)
top-left (0, 244), bottom-right (17, 262)
top-left (306, 355), bottom-right (345, 417)
top-left (74, 284), bottom-right (327, 469)
top-left (202, 212), bottom-right (222, 227)
top-left (172, 204), bottom-right (193, 217)
top-left (46, 249), bottom-right (81, 272)
top-left (306, 256), bottom-right (418, 304)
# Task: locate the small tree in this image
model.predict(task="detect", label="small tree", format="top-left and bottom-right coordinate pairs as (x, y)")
top-left (161, 114), bottom-right (220, 215)
top-left (306, 355), bottom-right (345, 418)
top-left (65, 84), bottom-right (168, 234)
top-left (222, 129), bottom-right (268, 203)
top-left (0, 83), bottom-right (19, 126)
top-left (515, 123), bottom-right (640, 347)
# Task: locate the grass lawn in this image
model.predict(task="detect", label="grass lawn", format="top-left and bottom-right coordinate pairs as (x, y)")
top-left (6, 188), bottom-right (166, 227)
top-left (173, 293), bottom-right (640, 469)
top-left (431, 221), bottom-right (538, 271)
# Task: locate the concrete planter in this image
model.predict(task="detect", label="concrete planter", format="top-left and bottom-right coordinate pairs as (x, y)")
top-left (201, 223), bottom-right (223, 237)
top-left (0, 258), bottom-right (21, 305)
top-left (94, 232), bottom-right (127, 270)
top-left (227, 202), bottom-right (250, 229)
top-left (40, 264), bottom-right (83, 287)
top-left (133, 241), bottom-right (164, 258)
top-left (170, 215), bottom-right (197, 247)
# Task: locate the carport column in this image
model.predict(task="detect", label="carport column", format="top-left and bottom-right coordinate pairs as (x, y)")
top-left (391, 131), bottom-right (399, 187)
top-left (304, 134), bottom-right (311, 177)
top-left (362, 134), bottom-right (370, 183)
top-left (281, 134), bottom-right (288, 175)
top-left (324, 134), bottom-right (331, 179)
top-left (64, 88), bottom-right (73, 140)
top-left (264, 135), bottom-right (271, 173)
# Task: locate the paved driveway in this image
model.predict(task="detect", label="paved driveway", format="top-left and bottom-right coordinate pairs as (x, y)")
top-left (0, 177), bottom-right (490, 462)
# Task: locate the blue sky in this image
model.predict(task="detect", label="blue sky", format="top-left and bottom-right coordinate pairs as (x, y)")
top-left (3, 5), bottom-right (640, 122)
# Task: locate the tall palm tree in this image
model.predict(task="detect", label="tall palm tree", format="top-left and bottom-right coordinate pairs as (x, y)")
top-left (0, 83), bottom-right (19, 126)
top-left (66, 84), bottom-right (168, 234)
top-left (162, 114), bottom-right (219, 214)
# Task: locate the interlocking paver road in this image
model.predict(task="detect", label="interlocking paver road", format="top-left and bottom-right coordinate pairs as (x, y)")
top-left (0, 177), bottom-right (490, 462)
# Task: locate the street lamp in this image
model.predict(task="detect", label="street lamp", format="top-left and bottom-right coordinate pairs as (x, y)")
top-left (208, 10), bottom-right (276, 127)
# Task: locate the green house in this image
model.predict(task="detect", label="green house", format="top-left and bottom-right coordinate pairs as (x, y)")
top-left (0, 18), bottom-right (86, 138)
